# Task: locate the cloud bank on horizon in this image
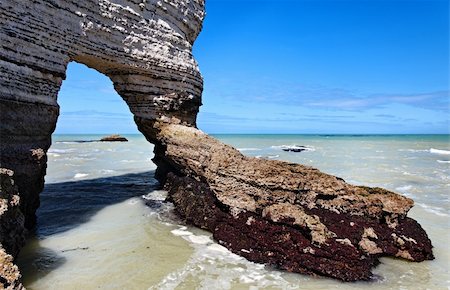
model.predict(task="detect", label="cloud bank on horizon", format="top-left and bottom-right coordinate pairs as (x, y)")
top-left (55, 0), bottom-right (449, 134)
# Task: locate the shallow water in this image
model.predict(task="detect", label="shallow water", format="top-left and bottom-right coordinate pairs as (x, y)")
top-left (18, 134), bottom-right (450, 289)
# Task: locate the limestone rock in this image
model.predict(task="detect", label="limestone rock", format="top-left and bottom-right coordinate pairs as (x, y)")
top-left (0, 247), bottom-right (24, 290)
top-left (159, 123), bottom-right (433, 281)
top-left (0, 0), bottom-right (205, 228)
top-left (0, 169), bottom-right (25, 289)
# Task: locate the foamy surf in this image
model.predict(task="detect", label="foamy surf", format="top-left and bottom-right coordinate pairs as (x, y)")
top-left (73, 173), bottom-right (89, 179)
top-left (237, 148), bottom-right (262, 151)
top-left (396, 185), bottom-right (413, 192)
top-left (416, 203), bottom-right (449, 217)
top-left (430, 148), bottom-right (450, 155)
top-left (398, 149), bottom-right (429, 153)
top-left (151, 226), bottom-right (295, 290)
top-left (48, 148), bottom-right (75, 154)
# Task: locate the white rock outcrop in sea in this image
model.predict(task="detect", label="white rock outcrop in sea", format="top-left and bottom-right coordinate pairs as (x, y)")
top-left (0, 0), bottom-right (434, 285)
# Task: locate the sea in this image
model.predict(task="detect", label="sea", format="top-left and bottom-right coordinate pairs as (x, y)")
top-left (17, 134), bottom-right (449, 290)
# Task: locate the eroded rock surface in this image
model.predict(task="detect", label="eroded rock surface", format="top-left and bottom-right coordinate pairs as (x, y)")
top-left (159, 124), bottom-right (433, 281)
top-left (0, 0), bottom-right (433, 284)
top-left (0, 169), bottom-right (25, 289)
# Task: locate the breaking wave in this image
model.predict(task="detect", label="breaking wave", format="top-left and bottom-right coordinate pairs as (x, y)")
top-left (237, 148), bottom-right (262, 151)
top-left (430, 148), bottom-right (450, 155)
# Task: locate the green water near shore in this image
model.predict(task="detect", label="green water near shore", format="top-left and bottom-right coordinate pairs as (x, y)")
top-left (18, 134), bottom-right (450, 289)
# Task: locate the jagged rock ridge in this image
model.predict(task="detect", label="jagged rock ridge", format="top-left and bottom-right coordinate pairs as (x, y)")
top-left (0, 0), bottom-right (433, 285)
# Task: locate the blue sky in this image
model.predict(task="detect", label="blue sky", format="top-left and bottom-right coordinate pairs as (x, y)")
top-left (55, 0), bottom-right (449, 134)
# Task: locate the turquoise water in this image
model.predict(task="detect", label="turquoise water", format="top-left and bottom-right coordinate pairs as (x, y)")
top-left (18, 134), bottom-right (450, 289)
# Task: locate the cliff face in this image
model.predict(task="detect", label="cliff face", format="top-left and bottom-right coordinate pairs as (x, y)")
top-left (0, 0), bottom-right (433, 285)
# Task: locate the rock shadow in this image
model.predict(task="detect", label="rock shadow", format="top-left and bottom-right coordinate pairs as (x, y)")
top-left (35, 171), bottom-right (158, 237)
top-left (16, 238), bottom-right (67, 286)
top-left (17, 171), bottom-right (158, 286)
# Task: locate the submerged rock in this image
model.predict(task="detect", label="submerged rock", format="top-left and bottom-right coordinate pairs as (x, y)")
top-left (100, 135), bottom-right (128, 142)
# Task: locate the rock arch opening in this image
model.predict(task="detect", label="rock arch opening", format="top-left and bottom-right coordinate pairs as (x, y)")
top-left (16, 61), bottom-right (160, 286)
top-left (54, 62), bottom-right (139, 136)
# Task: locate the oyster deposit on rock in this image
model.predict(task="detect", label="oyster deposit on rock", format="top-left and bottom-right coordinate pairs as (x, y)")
top-left (0, 0), bottom-right (434, 284)
top-left (0, 169), bottom-right (25, 289)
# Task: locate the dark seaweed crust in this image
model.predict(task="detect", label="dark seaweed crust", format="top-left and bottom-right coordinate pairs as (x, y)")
top-left (165, 173), bottom-right (434, 282)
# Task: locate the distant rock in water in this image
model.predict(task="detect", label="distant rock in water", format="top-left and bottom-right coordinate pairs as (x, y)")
top-left (282, 145), bottom-right (308, 152)
top-left (273, 145), bottom-right (315, 153)
top-left (100, 135), bottom-right (128, 142)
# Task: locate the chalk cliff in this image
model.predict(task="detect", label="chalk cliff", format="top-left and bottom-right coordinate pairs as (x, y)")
top-left (0, 0), bottom-right (204, 229)
top-left (0, 0), bottom-right (433, 285)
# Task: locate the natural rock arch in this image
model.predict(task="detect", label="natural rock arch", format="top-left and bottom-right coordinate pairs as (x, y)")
top-left (1, 0), bottom-right (204, 228)
top-left (0, 0), bottom-right (433, 287)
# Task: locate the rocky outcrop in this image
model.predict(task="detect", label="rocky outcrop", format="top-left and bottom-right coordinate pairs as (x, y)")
top-left (0, 169), bottom-right (25, 289)
top-left (0, 0), bottom-right (433, 284)
top-left (100, 135), bottom-right (128, 142)
top-left (158, 124), bottom-right (433, 281)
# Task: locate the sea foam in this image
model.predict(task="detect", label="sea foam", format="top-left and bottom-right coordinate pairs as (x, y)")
top-left (74, 173), bottom-right (89, 179)
top-left (430, 148), bottom-right (450, 155)
top-left (48, 148), bottom-right (75, 154)
top-left (237, 148), bottom-right (262, 151)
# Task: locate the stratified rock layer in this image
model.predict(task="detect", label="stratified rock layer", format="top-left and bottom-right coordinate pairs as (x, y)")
top-left (1, 0), bottom-right (204, 228)
top-left (0, 0), bottom-right (433, 284)
top-left (1, 0), bottom-right (204, 287)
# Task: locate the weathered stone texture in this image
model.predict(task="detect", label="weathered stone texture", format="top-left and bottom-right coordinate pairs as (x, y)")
top-left (0, 169), bottom-right (25, 289)
top-left (159, 124), bottom-right (433, 280)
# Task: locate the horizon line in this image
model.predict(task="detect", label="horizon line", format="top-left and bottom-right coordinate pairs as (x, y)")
top-left (52, 132), bottom-right (450, 135)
